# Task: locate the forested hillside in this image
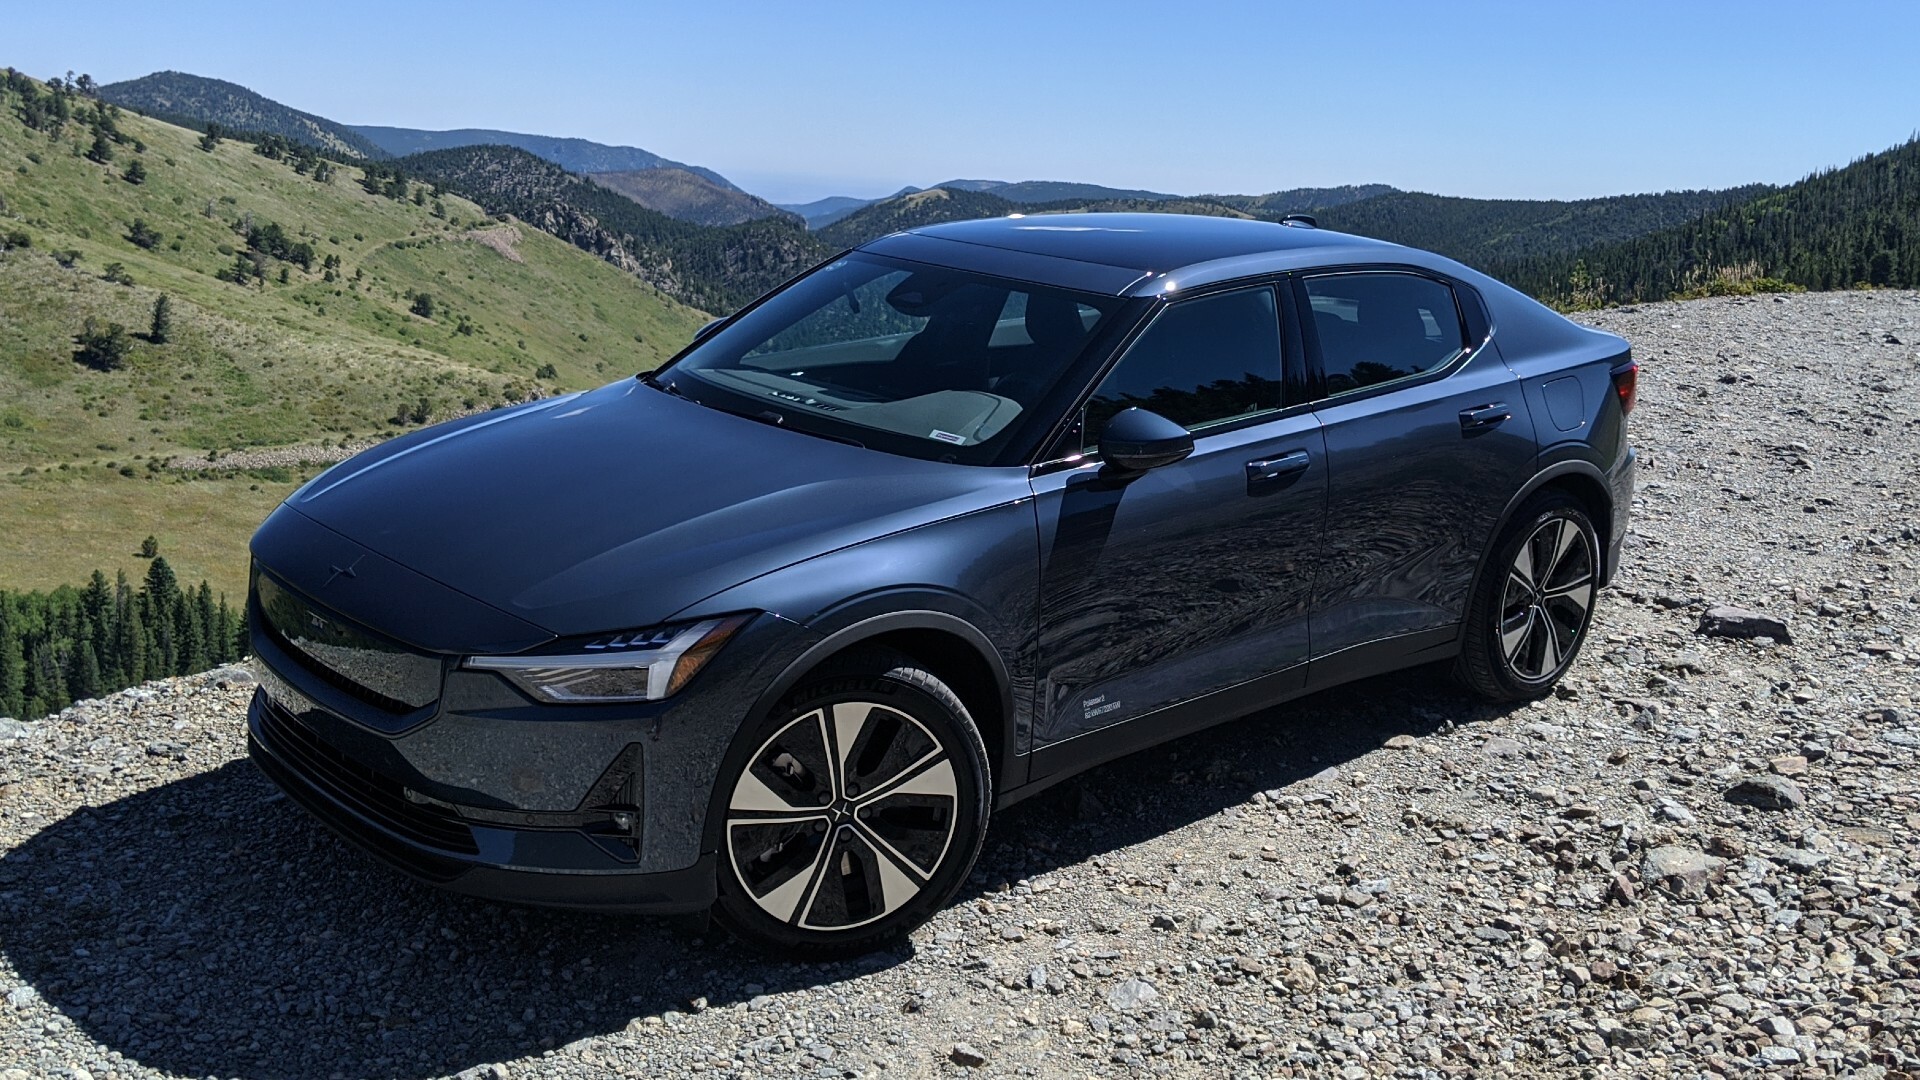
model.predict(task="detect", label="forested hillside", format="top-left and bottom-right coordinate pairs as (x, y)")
top-left (1492, 137), bottom-right (1920, 306)
top-left (352, 124), bottom-right (740, 191)
top-left (0, 559), bottom-right (241, 721)
top-left (588, 167), bottom-right (795, 227)
top-left (97, 71), bottom-right (386, 160)
top-left (812, 179), bottom-right (1778, 272)
top-left (0, 69), bottom-right (707, 600)
top-left (1209, 184), bottom-right (1398, 216)
top-left (1314, 186), bottom-right (1773, 265)
top-left (398, 145), bottom-right (831, 312)
top-left (817, 187), bottom-right (1024, 247)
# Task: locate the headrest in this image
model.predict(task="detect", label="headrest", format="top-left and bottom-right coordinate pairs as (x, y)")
top-left (1024, 293), bottom-right (1087, 352)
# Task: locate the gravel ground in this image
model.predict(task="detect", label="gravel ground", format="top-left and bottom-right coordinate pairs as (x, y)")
top-left (3, 290), bottom-right (1918, 1079)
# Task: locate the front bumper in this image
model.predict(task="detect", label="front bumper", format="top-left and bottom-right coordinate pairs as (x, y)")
top-left (247, 689), bottom-right (715, 911)
top-left (244, 571), bottom-right (820, 913)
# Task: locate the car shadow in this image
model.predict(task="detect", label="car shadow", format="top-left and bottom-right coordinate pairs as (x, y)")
top-left (0, 667), bottom-right (1514, 1079)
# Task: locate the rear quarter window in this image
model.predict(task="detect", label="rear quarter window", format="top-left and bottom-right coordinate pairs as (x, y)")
top-left (1305, 273), bottom-right (1467, 396)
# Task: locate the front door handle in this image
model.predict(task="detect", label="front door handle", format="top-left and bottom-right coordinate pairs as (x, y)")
top-left (1459, 403), bottom-right (1512, 431)
top-left (1246, 450), bottom-right (1311, 489)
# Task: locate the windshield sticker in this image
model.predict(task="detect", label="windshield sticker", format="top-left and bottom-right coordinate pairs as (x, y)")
top-left (929, 429), bottom-right (968, 445)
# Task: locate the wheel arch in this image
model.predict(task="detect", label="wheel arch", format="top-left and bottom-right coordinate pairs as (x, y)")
top-left (701, 609), bottom-right (1015, 856)
top-left (1468, 460), bottom-right (1615, 609)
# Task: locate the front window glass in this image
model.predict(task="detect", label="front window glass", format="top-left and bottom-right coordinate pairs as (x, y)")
top-left (664, 254), bottom-right (1120, 464)
top-left (1304, 273), bottom-right (1466, 396)
top-left (1082, 286), bottom-right (1284, 450)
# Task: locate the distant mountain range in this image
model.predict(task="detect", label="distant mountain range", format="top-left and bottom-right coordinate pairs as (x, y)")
top-left (97, 71), bottom-right (388, 160)
top-left (779, 179), bottom-right (1188, 228)
top-left (348, 125), bottom-right (740, 191)
top-left (74, 67), bottom-right (1920, 317)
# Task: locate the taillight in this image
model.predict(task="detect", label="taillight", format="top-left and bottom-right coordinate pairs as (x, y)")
top-left (1611, 361), bottom-right (1639, 417)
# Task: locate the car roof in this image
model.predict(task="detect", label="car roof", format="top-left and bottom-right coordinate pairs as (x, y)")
top-left (860, 212), bottom-right (1410, 298)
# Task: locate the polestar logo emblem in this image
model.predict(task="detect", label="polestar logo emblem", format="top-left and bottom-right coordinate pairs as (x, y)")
top-left (323, 556), bottom-right (364, 588)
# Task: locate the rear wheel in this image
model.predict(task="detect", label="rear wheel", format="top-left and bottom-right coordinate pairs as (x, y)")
top-left (713, 649), bottom-right (989, 958)
top-left (1456, 491), bottom-right (1599, 701)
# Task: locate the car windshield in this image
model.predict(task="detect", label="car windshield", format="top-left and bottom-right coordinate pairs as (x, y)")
top-left (659, 253), bottom-right (1122, 464)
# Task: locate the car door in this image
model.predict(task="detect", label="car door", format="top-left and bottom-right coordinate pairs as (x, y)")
top-left (1297, 270), bottom-right (1538, 662)
top-left (1029, 284), bottom-right (1327, 750)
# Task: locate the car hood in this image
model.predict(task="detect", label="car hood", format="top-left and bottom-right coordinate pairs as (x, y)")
top-left (280, 380), bottom-right (1029, 637)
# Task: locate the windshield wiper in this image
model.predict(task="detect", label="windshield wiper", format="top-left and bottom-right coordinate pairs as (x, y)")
top-left (639, 371), bottom-right (681, 396)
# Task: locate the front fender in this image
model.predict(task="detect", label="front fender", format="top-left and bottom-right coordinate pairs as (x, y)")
top-left (669, 498), bottom-right (1042, 834)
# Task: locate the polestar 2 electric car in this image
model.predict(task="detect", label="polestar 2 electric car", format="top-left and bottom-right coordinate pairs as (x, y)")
top-left (246, 212), bottom-right (1636, 955)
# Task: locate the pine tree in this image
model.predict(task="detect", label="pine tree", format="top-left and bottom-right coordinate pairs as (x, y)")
top-left (194, 583), bottom-right (219, 666)
top-left (143, 557), bottom-right (180, 675)
top-left (0, 608), bottom-right (23, 718)
top-left (118, 591), bottom-right (147, 685)
top-left (149, 295), bottom-right (172, 344)
top-left (67, 639), bottom-right (103, 702)
top-left (122, 159), bottom-right (146, 184)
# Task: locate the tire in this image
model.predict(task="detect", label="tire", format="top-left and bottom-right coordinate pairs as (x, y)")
top-left (712, 648), bottom-right (990, 958)
top-left (1456, 491), bottom-right (1600, 702)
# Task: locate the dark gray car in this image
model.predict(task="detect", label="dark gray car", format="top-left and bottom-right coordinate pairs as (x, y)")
top-left (246, 213), bottom-right (1636, 955)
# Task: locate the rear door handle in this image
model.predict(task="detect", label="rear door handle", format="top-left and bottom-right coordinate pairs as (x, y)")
top-left (1459, 403), bottom-right (1512, 430)
top-left (1246, 450), bottom-right (1311, 490)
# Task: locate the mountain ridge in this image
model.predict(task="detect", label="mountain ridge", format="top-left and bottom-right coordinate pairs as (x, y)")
top-left (350, 124), bottom-right (740, 191)
top-left (587, 167), bottom-right (796, 227)
top-left (97, 71), bottom-right (387, 160)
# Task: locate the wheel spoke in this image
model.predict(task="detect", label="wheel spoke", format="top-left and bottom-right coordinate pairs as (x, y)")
top-left (799, 828), bottom-right (922, 929)
top-left (1511, 540), bottom-right (1536, 591)
top-left (828, 701), bottom-right (874, 799)
top-left (1544, 518), bottom-right (1579, 581)
top-left (730, 769), bottom-right (821, 817)
top-left (762, 842), bottom-right (830, 924)
top-left (1505, 569), bottom-right (1532, 604)
top-left (1501, 608), bottom-right (1534, 662)
top-left (1544, 574), bottom-right (1594, 602)
top-left (1538, 608), bottom-right (1561, 671)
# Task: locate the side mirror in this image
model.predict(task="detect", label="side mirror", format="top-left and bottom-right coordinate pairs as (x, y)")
top-left (1098, 407), bottom-right (1194, 475)
top-left (692, 318), bottom-right (725, 343)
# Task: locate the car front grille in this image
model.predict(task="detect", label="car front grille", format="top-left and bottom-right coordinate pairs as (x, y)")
top-left (254, 695), bottom-right (479, 856)
top-left (251, 569), bottom-right (444, 715)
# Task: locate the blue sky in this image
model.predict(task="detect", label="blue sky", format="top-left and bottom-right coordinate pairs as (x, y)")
top-left (8, 1), bottom-right (1917, 205)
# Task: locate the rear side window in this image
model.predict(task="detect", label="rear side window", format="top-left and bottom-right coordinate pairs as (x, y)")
top-left (1083, 286), bottom-right (1283, 447)
top-left (1304, 273), bottom-right (1466, 396)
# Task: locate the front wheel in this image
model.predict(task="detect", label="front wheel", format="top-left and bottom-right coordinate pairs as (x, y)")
top-left (1456, 491), bottom-right (1600, 701)
top-left (712, 649), bottom-right (990, 958)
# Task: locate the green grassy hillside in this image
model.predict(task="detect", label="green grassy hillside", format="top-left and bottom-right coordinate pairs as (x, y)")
top-left (0, 73), bottom-right (708, 600)
top-left (398, 145), bottom-right (831, 313)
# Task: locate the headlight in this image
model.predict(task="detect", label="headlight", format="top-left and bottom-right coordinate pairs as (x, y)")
top-left (465, 615), bottom-right (751, 703)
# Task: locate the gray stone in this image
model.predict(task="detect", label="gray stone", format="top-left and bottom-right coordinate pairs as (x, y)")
top-left (1697, 605), bottom-right (1793, 644)
top-left (949, 1043), bottom-right (987, 1068)
top-left (1106, 977), bottom-right (1159, 1013)
top-left (208, 665), bottom-right (257, 689)
top-left (1481, 736), bottom-right (1525, 757)
top-left (5, 985), bottom-right (36, 1008)
top-left (1643, 845), bottom-right (1726, 897)
top-left (1726, 775), bottom-right (1806, 811)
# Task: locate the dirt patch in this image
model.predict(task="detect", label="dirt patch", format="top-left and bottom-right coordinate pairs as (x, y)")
top-left (465, 224), bottom-right (525, 263)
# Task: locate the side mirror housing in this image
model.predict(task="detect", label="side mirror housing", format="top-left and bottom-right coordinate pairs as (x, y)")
top-left (1098, 407), bottom-right (1195, 475)
top-left (692, 317), bottom-right (725, 343)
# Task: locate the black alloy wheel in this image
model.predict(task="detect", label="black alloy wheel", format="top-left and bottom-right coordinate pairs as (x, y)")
top-left (713, 649), bottom-right (990, 957)
top-left (1457, 491), bottom-right (1599, 701)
